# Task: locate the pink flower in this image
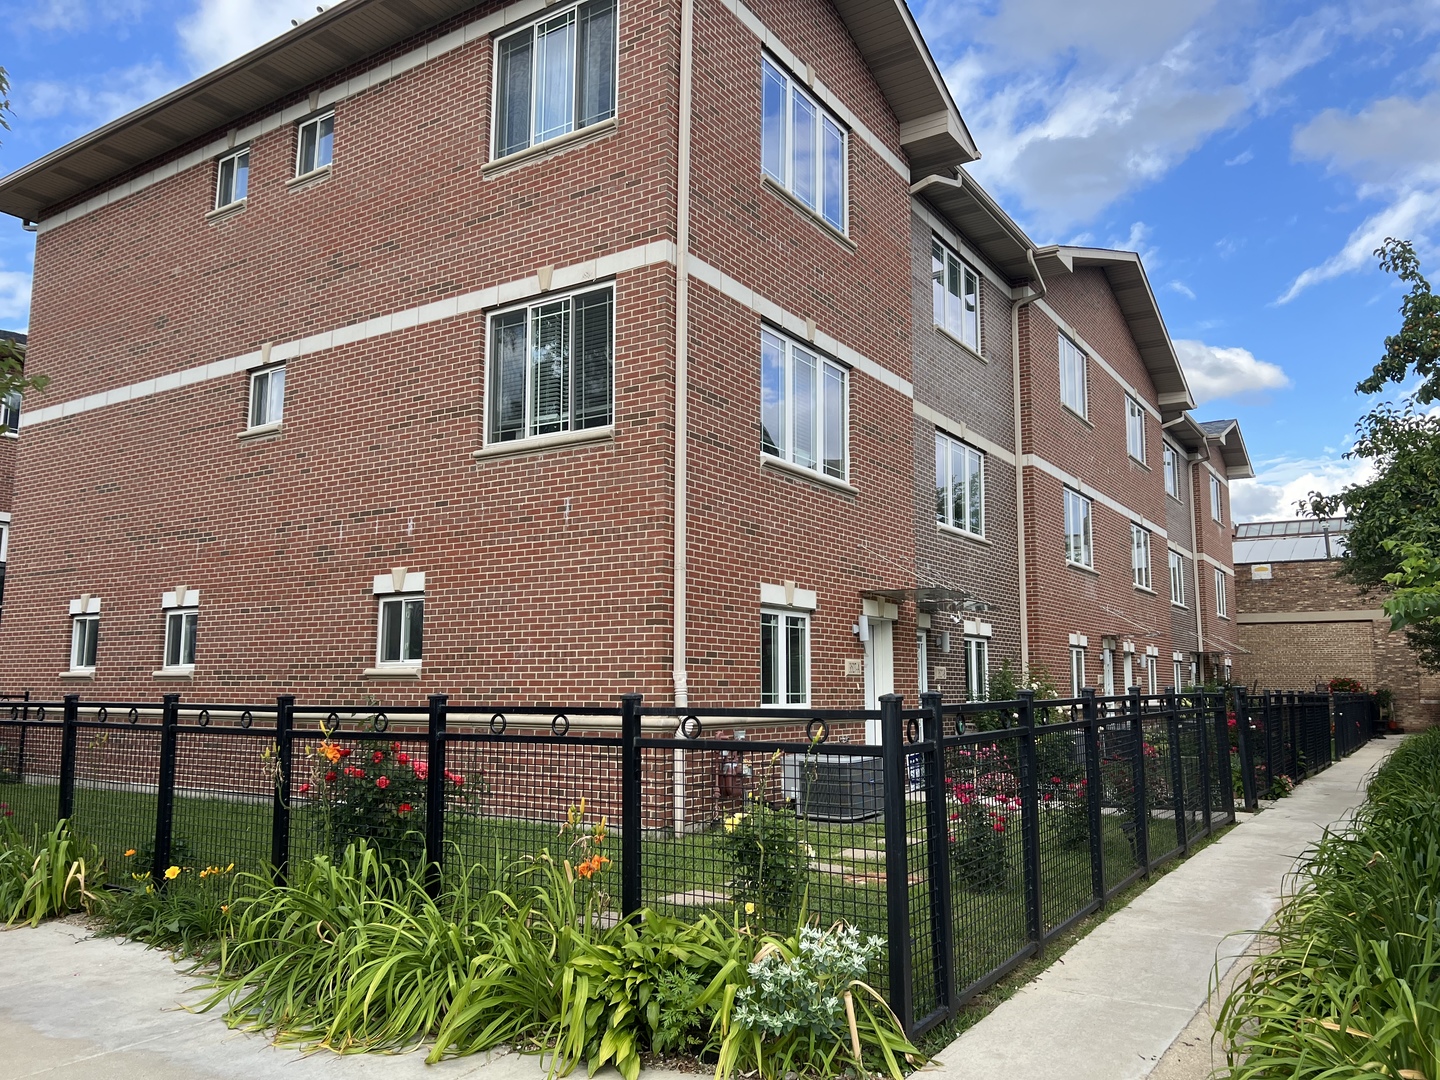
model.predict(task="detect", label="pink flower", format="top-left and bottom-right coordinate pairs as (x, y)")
top-left (412, 762), bottom-right (428, 779)
top-left (958, 794), bottom-right (972, 806)
top-left (376, 776), bottom-right (390, 790)
top-left (993, 820), bottom-right (1005, 833)
top-left (372, 750), bottom-right (385, 764)
top-left (397, 752), bottom-right (409, 765)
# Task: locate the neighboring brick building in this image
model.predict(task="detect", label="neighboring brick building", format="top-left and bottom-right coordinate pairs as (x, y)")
top-left (0, 0), bottom-right (1253, 710)
top-left (1233, 518), bottom-right (1439, 729)
top-left (0, 329), bottom-right (22, 620)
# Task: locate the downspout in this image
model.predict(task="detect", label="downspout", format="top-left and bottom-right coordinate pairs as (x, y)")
top-left (672, 0), bottom-right (695, 836)
top-left (1012, 248), bottom-right (1045, 674)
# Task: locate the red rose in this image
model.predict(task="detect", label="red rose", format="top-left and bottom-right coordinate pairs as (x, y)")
top-left (372, 750), bottom-right (384, 763)
top-left (338, 748), bottom-right (353, 758)
top-left (397, 752), bottom-right (409, 765)
top-left (413, 762), bottom-right (428, 779)
top-left (993, 821), bottom-right (1005, 833)
top-left (398, 803), bottom-right (413, 814)
top-left (298, 783), bottom-right (312, 794)
top-left (376, 776), bottom-right (390, 789)
top-left (325, 770), bottom-right (337, 782)
top-left (450, 773), bottom-right (465, 787)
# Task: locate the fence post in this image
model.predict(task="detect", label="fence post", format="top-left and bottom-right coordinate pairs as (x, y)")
top-left (1165, 689), bottom-right (1189, 856)
top-left (58, 694), bottom-right (79, 822)
top-left (1214, 691), bottom-right (1235, 823)
top-left (15, 689), bottom-right (30, 782)
top-left (1081, 688), bottom-right (1105, 903)
top-left (1195, 690), bottom-right (1213, 839)
top-left (1232, 688), bottom-right (1257, 811)
top-left (1017, 689), bottom-right (1043, 952)
top-left (880, 693), bottom-right (914, 1034)
top-left (919, 691), bottom-right (955, 1018)
top-left (620, 693), bottom-right (644, 919)
top-left (1128, 688), bottom-right (1150, 874)
top-left (424, 694), bottom-right (449, 897)
top-left (151, 694), bottom-right (180, 891)
top-left (270, 695), bottom-right (294, 878)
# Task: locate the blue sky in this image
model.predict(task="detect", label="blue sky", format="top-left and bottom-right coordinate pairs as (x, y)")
top-left (3, 0), bottom-right (1440, 519)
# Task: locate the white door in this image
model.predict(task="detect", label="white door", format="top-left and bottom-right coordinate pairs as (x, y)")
top-left (864, 618), bottom-right (894, 742)
top-left (1123, 653), bottom-right (1134, 694)
top-left (1102, 648), bottom-right (1115, 696)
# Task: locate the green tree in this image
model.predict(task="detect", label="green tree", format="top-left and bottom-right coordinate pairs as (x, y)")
top-left (1356, 238), bottom-right (1440, 403)
top-left (0, 66), bottom-right (50, 419)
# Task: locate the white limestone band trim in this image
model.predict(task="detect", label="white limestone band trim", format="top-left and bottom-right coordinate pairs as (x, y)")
top-left (1033, 298), bottom-right (1163, 424)
top-left (913, 400), bottom-right (1016, 466)
top-left (1199, 552), bottom-right (1234, 577)
top-left (162, 589), bottom-right (200, 608)
top-left (1202, 459), bottom-right (1230, 488)
top-left (1168, 540), bottom-right (1195, 560)
top-left (962, 620), bottom-right (992, 638)
top-left (68, 595), bottom-right (101, 615)
top-left (760, 582), bottom-right (817, 610)
top-left (1237, 609), bottom-right (1385, 624)
top-left (1021, 453), bottom-right (1168, 540)
top-left (375, 568), bottom-right (425, 595)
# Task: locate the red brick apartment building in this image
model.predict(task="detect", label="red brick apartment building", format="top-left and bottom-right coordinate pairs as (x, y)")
top-left (0, 0), bottom-right (1249, 711)
top-left (0, 330), bottom-right (20, 619)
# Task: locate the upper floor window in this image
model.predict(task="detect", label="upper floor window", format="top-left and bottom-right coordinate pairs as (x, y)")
top-left (493, 0), bottom-right (617, 160)
top-left (249, 365), bottom-right (285, 430)
top-left (1163, 443), bottom-right (1181, 499)
top-left (935, 432), bottom-right (984, 537)
top-left (1064, 488), bottom-right (1093, 569)
top-left (931, 240), bottom-right (980, 351)
top-left (761, 55), bottom-right (846, 232)
top-left (1215, 568), bottom-right (1228, 618)
top-left (761, 329), bottom-right (847, 480)
top-left (1210, 474), bottom-right (1224, 523)
top-left (1169, 550), bottom-right (1186, 607)
top-left (0, 388), bottom-right (19, 433)
top-left (215, 148), bottom-right (249, 209)
top-left (487, 285), bottom-right (614, 444)
top-left (1059, 334), bottom-right (1087, 418)
top-left (1126, 396), bottom-right (1146, 463)
top-left (761, 608), bottom-right (809, 706)
top-left (1132, 524), bottom-right (1151, 590)
top-left (379, 593), bottom-right (424, 665)
top-left (164, 609), bottom-right (197, 670)
top-left (296, 111), bottom-right (334, 176)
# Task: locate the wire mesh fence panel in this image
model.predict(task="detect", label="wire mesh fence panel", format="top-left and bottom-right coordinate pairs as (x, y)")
top-left (0, 721), bottom-right (61, 838)
top-left (903, 738), bottom-right (941, 1024)
top-left (1173, 704), bottom-right (1206, 844)
top-left (1138, 712), bottom-right (1180, 867)
top-left (1034, 722), bottom-right (1094, 935)
top-left (71, 717), bottom-right (163, 874)
top-left (1096, 717), bottom-right (1144, 894)
top-left (171, 719), bottom-right (277, 875)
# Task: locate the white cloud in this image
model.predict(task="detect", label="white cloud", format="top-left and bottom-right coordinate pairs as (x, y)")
top-left (1276, 188), bottom-right (1440, 303)
top-left (22, 0), bottom-right (147, 32)
top-left (178, 0), bottom-right (321, 75)
top-left (22, 62), bottom-right (179, 131)
top-left (0, 270), bottom-right (31, 330)
top-left (1173, 338), bottom-right (1290, 404)
top-left (1230, 454), bottom-right (1373, 522)
top-left (1224, 149), bottom-right (1253, 166)
top-left (1167, 280), bottom-right (1197, 299)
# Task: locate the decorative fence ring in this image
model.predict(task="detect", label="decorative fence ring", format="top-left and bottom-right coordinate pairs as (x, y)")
top-left (327, 712), bottom-right (340, 730)
top-left (96, 707), bottom-right (108, 723)
top-left (198, 709), bottom-right (211, 728)
top-left (904, 717), bottom-right (920, 745)
top-left (806, 718), bottom-right (829, 744)
top-left (34, 706), bottom-right (45, 722)
top-left (954, 717), bottom-right (967, 737)
top-left (679, 715), bottom-right (702, 740)
top-left (551, 714), bottom-right (570, 737)
top-left (489, 713), bottom-right (507, 735)
top-left (240, 711), bottom-right (253, 729)
top-left (7, 705), bottom-right (15, 722)
top-left (127, 707), bottom-right (138, 725)
top-left (372, 712), bottom-right (389, 733)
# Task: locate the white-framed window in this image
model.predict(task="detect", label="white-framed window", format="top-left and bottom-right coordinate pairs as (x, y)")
top-left (760, 608), bottom-right (809, 705)
top-left (378, 594), bottom-right (424, 665)
top-left (215, 147), bottom-right (249, 209)
top-left (1058, 334), bottom-right (1087, 418)
top-left (1126, 396), bottom-right (1146, 463)
top-left (931, 239), bottom-right (980, 351)
top-left (296, 111), bottom-right (334, 176)
top-left (935, 432), bottom-right (984, 536)
top-left (1070, 646), bottom-right (1086, 696)
top-left (1169, 550), bottom-right (1186, 607)
top-left (164, 610), bottom-right (197, 669)
top-left (1102, 647), bottom-right (1115, 696)
top-left (1173, 658), bottom-right (1184, 691)
top-left (0, 519), bottom-right (8, 563)
top-left (248, 365), bottom-right (285, 429)
top-left (917, 631), bottom-right (928, 696)
top-left (1123, 650), bottom-right (1134, 693)
top-left (761, 328), bottom-right (847, 480)
top-left (1146, 654), bottom-right (1159, 694)
top-left (1215, 568), bottom-right (1228, 618)
top-left (1132, 524), bottom-right (1151, 590)
top-left (70, 614), bottom-right (99, 672)
top-left (1210, 474), bottom-right (1224, 523)
top-left (0, 388), bottom-right (20, 432)
top-left (487, 284), bottom-right (613, 444)
top-left (1064, 488), bottom-right (1093, 568)
top-left (964, 637), bottom-right (988, 702)
top-left (1163, 443), bottom-right (1181, 499)
top-left (761, 55), bottom-right (847, 232)
top-left (492, 0), bottom-right (617, 160)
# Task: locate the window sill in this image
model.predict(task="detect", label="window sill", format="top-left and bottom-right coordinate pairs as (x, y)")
top-left (1134, 584), bottom-right (1156, 595)
top-left (286, 164), bottom-right (332, 191)
top-left (474, 425), bottom-right (614, 462)
top-left (934, 324), bottom-right (985, 362)
top-left (483, 117), bottom-right (618, 178)
top-left (59, 671), bottom-right (94, 681)
top-left (153, 668), bottom-right (194, 680)
top-left (1061, 403), bottom-right (1094, 428)
top-left (1066, 560), bottom-right (1099, 577)
top-left (1171, 602), bottom-right (1188, 610)
top-left (761, 176), bottom-right (855, 251)
top-left (938, 522), bottom-right (989, 545)
top-left (238, 422), bottom-right (283, 441)
top-left (205, 200), bottom-right (246, 224)
top-left (363, 666), bottom-right (422, 680)
top-left (760, 454), bottom-right (857, 494)
top-left (1129, 456), bottom-right (1150, 470)
top-left (1, 430), bottom-right (17, 439)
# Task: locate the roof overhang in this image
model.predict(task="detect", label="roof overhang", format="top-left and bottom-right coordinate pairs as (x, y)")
top-left (911, 171), bottom-right (1039, 288)
top-left (1161, 413), bottom-right (1208, 454)
top-left (831, 0), bottom-right (979, 177)
top-left (0, 0), bottom-right (488, 222)
top-left (1036, 245), bottom-right (1196, 413)
top-left (1199, 419), bottom-right (1254, 479)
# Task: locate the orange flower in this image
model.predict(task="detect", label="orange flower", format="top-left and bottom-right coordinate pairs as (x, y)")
top-left (576, 854), bottom-right (610, 880)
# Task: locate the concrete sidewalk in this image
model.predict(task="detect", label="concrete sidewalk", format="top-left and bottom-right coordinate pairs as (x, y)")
top-left (933, 736), bottom-right (1397, 1080)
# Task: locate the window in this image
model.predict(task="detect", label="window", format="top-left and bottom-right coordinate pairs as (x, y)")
top-left (1169, 550), bottom-right (1186, 606)
top-left (760, 609), bottom-right (809, 705)
top-left (1058, 334), bottom-right (1087, 417)
top-left (378, 594), bottom-right (424, 665)
top-left (0, 521), bottom-right (7, 607)
top-left (1210, 475), bottom-right (1224, 523)
top-left (493, 0), bottom-right (617, 160)
top-left (1126, 396), bottom-right (1146, 462)
top-left (1146, 655), bottom-right (1159, 694)
top-left (1173, 658), bottom-right (1184, 691)
top-left (965, 637), bottom-right (988, 702)
top-left (917, 632), bottom-right (928, 696)
top-left (761, 329), bottom-right (847, 479)
top-left (296, 111), bottom-right (334, 175)
top-left (931, 240), bottom-right (980, 351)
top-left (0, 388), bottom-right (19, 432)
top-left (164, 609), bottom-right (197, 669)
top-left (71, 614), bottom-right (98, 671)
top-left (488, 285), bottom-right (613, 444)
top-left (1070, 646), bottom-right (1086, 696)
top-left (761, 55), bottom-right (847, 231)
top-left (1064, 489), bottom-right (1093, 568)
top-left (215, 148), bottom-right (249, 209)
top-left (1215, 568), bottom-right (1228, 618)
top-left (1102, 647), bottom-right (1115, 696)
top-left (935, 433), bottom-right (984, 536)
top-left (1132, 524), bottom-right (1151, 590)
top-left (248, 365), bottom-right (285, 429)
top-left (1163, 443), bottom-right (1181, 499)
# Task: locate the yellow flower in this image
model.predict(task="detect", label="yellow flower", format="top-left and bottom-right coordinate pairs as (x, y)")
top-left (124, 848), bottom-right (137, 857)
top-left (220, 904), bottom-right (228, 913)
top-left (744, 902), bottom-right (756, 915)
top-left (164, 865), bottom-right (181, 880)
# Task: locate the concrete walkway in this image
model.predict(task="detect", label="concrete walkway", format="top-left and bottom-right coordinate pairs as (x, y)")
top-left (934, 736), bottom-right (1397, 1080)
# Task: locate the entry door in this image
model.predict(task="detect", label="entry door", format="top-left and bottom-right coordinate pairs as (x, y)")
top-left (864, 618), bottom-right (894, 742)
top-left (1102, 648), bottom-right (1115, 697)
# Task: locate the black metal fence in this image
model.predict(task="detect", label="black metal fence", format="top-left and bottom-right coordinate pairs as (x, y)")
top-left (0, 684), bottom-right (1373, 1038)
